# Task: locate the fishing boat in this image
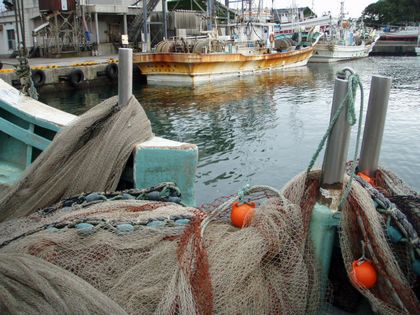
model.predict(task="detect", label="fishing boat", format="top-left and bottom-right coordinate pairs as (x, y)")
top-left (309, 2), bottom-right (379, 63)
top-left (0, 50), bottom-right (418, 314)
top-left (133, 12), bottom-right (321, 85)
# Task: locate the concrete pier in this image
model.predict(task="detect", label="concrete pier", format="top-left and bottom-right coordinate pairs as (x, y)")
top-left (370, 33), bottom-right (418, 56)
top-left (0, 55), bottom-right (132, 91)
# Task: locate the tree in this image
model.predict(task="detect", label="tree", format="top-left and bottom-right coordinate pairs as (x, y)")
top-left (362, 0), bottom-right (420, 27)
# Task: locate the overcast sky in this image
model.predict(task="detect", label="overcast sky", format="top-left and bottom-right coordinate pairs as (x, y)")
top-left (275, 0), bottom-right (378, 18)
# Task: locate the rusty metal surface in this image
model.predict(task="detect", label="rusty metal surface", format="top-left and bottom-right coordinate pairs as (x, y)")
top-left (133, 47), bottom-right (314, 76)
top-left (38, 0), bottom-right (76, 11)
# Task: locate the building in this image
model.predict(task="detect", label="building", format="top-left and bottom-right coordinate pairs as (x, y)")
top-left (0, 0), bottom-right (166, 57)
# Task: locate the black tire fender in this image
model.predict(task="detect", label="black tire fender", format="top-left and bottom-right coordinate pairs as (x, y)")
top-left (31, 69), bottom-right (46, 88)
top-left (105, 63), bottom-right (118, 80)
top-left (68, 69), bottom-right (84, 87)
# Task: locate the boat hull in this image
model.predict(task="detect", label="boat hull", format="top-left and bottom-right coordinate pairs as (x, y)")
top-left (133, 47), bottom-right (314, 85)
top-left (309, 43), bottom-right (374, 63)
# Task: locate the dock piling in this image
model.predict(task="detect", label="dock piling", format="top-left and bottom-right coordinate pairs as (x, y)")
top-left (321, 76), bottom-right (352, 186)
top-left (118, 48), bottom-right (133, 107)
top-left (358, 75), bottom-right (392, 177)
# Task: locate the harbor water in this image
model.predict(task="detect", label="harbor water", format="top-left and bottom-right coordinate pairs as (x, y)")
top-left (39, 57), bottom-right (420, 204)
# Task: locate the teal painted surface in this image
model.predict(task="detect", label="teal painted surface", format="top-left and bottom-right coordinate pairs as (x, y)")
top-left (134, 147), bottom-right (198, 207)
top-left (309, 202), bottom-right (341, 301)
top-left (1, 99), bottom-right (198, 206)
top-left (0, 116), bottom-right (51, 151)
top-left (0, 132), bottom-right (27, 168)
top-left (0, 100), bottom-right (57, 186)
top-left (0, 101), bottom-right (61, 132)
top-left (0, 160), bottom-right (24, 185)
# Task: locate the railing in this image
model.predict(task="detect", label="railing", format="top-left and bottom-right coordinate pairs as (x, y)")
top-left (129, 0), bottom-right (161, 43)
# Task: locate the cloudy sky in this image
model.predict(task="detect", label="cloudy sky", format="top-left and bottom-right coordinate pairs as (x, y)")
top-left (275, 0), bottom-right (378, 18)
top-left (227, 0), bottom-right (379, 19)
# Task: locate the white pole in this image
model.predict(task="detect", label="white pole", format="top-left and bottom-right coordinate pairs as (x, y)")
top-left (95, 12), bottom-right (100, 44)
top-left (118, 48), bottom-right (133, 106)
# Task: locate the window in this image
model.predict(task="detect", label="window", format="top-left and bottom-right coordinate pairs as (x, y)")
top-left (7, 29), bottom-right (15, 50)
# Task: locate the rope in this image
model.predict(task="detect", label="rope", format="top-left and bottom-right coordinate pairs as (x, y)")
top-left (306, 68), bottom-right (364, 209)
top-left (14, 48), bottom-right (38, 100)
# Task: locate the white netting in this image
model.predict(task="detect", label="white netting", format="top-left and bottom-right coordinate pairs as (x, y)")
top-left (0, 95), bottom-right (153, 222)
top-left (0, 171), bottom-right (322, 315)
top-left (0, 170), bottom-right (417, 314)
top-left (339, 171), bottom-right (419, 314)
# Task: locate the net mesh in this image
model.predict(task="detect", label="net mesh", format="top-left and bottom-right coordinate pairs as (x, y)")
top-left (0, 170), bottom-right (418, 314)
top-left (339, 169), bottom-right (419, 315)
top-left (0, 171), bottom-right (322, 315)
top-left (0, 95), bottom-right (153, 222)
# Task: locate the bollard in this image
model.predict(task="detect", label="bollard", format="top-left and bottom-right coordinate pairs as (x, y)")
top-left (359, 75), bottom-right (392, 177)
top-left (118, 48), bottom-right (133, 107)
top-left (321, 77), bottom-right (352, 186)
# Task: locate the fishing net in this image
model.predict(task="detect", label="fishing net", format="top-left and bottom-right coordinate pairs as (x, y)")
top-left (339, 168), bottom-right (419, 315)
top-left (0, 95), bottom-right (153, 222)
top-left (0, 168), bottom-right (418, 314)
top-left (0, 254), bottom-right (127, 315)
top-left (0, 172), bottom-right (322, 315)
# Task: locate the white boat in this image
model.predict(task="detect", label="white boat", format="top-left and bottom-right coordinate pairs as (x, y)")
top-left (310, 36), bottom-right (378, 63)
top-left (309, 1), bottom-right (379, 63)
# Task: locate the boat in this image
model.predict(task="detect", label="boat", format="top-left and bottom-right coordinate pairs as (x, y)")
top-left (309, 2), bottom-right (379, 63)
top-left (133, 12), bottom-right (321, 85)
top-left (416, 29), bottom-right (420, 56)
top-left (0, 53), bottom-right (418, 313)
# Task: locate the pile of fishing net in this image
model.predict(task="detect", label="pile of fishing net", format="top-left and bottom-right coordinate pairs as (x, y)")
top-left (0, 95), bottom-right (153, 222)
top-left (0, 169), bottom-right (418, 314)
top-left (0, 173), bottom-right (322, 315)
top-left (336, 167), bottom-right (419, 314)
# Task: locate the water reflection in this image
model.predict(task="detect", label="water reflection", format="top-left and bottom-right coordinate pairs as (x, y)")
top-left (39, 57), bottom-right (420, 203)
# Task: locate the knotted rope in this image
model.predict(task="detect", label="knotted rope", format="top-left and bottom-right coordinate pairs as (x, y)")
top-left (306, 67), bottom-right (364, 209)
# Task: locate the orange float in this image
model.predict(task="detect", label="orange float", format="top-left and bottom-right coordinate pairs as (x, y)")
top-left (357, 172), bottom-right (376, 186)
top-left (351, 259), bottom-right (377, 289)
top-left (231, 201), bottom-right (256, 228)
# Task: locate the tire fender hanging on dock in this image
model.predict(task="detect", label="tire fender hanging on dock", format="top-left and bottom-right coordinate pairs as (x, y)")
top-left (105, 63), bottom-right (118, 81)
top-left (68, 69), bottom-right (84, 88)
top-left (31, 69), bottom-right (46, 88)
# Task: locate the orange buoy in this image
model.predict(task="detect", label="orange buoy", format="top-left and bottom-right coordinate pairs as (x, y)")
top-left (357, 172), bottom-right (375, 186)
top-left (351, 259), bottom-right (377, 289)
top-left (231, 201), bottom-right (256, 228)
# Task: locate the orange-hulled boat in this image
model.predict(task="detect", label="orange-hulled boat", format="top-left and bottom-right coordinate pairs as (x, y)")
top-left (133, 23), bottom-right (321, 85)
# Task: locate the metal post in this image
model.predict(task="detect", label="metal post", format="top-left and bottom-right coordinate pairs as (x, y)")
top-left (123, 14), bottom-right (128, 35)
top-left (321, 77), bottom-right (351, 186)
top-left (225, 0), bottom-right (230, 35)
top-left (143, 0), bottom-right (148, 51)
top-left (207, 0), bottom-right (213, 31)
top-left (94, 12), bottom-right (100, 44)
top-left (358, 75), bottom-right (392, 177)
top-left (162, 0), bottom-right (168, 39)
top-left (118, 48), bottom-right (133, 107)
